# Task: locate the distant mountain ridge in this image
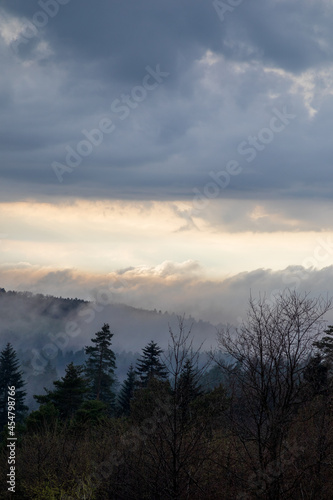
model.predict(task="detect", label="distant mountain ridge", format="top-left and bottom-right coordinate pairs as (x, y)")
top-left (0, 288), bottom-right (219, 354)
top-left (0, 288), bottom-right (220, 410)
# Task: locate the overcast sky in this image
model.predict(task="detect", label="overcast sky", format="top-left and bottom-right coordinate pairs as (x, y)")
top-left (1, 0), bottom-right (333, 323)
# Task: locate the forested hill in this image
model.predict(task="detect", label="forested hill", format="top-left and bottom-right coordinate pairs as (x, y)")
top-left (0, 288), bottom-right (86, 351)
top-left (0, 287), bottom-right (218, 355)
top-left (0, 288), bottom-right (219, 410)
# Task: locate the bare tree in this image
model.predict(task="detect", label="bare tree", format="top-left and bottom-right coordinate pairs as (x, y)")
top-left (215, 290), bottom-right (332, 500)
top-left (121, 316), bottom-right (225, 500)
top-left (153, 316), bottom-right (212, 499)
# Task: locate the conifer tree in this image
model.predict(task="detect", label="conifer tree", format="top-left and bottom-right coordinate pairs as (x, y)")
top-left (303, 353), bottom-right (329, 395)
top-left (136, 341), bottom-right (168, 387)
top-left (178, 359), bottom-right (202, 401)
top-left (117, 364), bottom-right (136, 416)
top-left (34, 362), bottom-right (89, 420)
top-left (177, 358), bottom-right (203, 422)
top-left (314, 325), bottom-right (333, 365)
top-left (84, 323), bottom-right (117, 407)
top-left (0, 343), bottom-right (28, 429)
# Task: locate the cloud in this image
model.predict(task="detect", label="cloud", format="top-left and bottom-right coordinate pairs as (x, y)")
top-left (0, 0), bottom-right (332, 205)
top-left (1, 0), bottom-right (333, 314)
top-left (2, 199), bottom-right (333, 288)
top-left (2, 262), bottom-right (333, 326)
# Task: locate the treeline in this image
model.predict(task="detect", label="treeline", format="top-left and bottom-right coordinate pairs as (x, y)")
top-left (0, 287), bottom-right (217, 365)
top-left (0, 288), bottom-right (86, 318)
top-left (1, 290), bottom-right (333, 499)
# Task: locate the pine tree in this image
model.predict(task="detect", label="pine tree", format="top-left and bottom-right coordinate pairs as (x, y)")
top-left (84, 323), bottom-right (117, 407)
top-left (136, 341), bottom-right (168, 387)
top-left (176, 358), bottom-right (203, 422)
top-left (178, 359), bottom-right (202, 402)
top-left (314, 325), bottom-right (333, 365)
top-left (34, 362), bottom-right (89, 420)
top-left (303, 353), bottom-right (329, 395)
top-left (117, 364), bottom-right (136, 416)
top-left (74, 400), bottom-right (108, 428)
top-left (0, 343), bottom-right (28, 429)
top-left (26, 401), bottom-right (60, 433)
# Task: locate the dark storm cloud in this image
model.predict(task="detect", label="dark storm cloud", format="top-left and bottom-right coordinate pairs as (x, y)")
top-left (223, 0), bottom-right (333, 72)
top-left (1, 0), bottom-right (333, 204)
top-left (3, 0), bottom-right (216, 82)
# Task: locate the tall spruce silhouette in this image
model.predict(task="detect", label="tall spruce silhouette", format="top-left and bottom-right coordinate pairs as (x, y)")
top-left (0, 343), bottom-right (28, 429)
top-left (314, 325), bottom-right (333, 363)
top-left (117, 364), bottom-right (136, 416)
top-left (178, 358), bottom-right (202, 401)
top-left (84, 323), bottom-right (117, 407)
top-left (34, 362), bottom-right (89, 420)
top-left (136, 341), bottom-right (168, 387)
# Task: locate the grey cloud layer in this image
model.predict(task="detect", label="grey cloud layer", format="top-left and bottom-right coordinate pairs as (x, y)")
top-left (1, 0), bottom-right (333, 204)
top-left (2, 262), bottom-right (333, 326)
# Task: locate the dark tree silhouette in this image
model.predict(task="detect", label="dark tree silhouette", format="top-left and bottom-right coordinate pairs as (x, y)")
top-left (0, 343), bottom-right (27, 429)
top-left (216, 290), bottom-right (332, 500)
top-left (117, 364), bottom-right (136, 416)
top-left (34, 362), bottom-right (89, 420)
top-left (177, 358), bottom-right (203, 421)
top-left (136, 340), bottom-right (168, 387)
top-left (314, 325), bottom-right (333, 366)
top-left (85, 323), bottom-right (117, 407)
top-left (304, 353), bottom-right (329, 395)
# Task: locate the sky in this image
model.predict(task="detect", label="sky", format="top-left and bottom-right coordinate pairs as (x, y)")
top-left (1, 0), bottom-right (333, 324)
